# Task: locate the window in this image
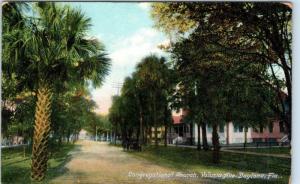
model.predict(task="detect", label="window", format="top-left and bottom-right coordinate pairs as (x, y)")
top-left (185, 125), bottom-right (189, 133)
top-left (239, 126), bottom-right (243, 132)
top-left (219, 125), bottom-right (224, 133)
top-left (234, 124), bottom-right (238, 133)
top-left (284, 101), bottom-right (290, 113)
top-left (260, 125), bottom-right (264, 133)
top-left (268, 123), bottom-right (273, 133)
top-left (253, 127), bottom-right (258, 133)
top-left (245, 127), bottom-right (248, 132)
top-left (279, 121), bottom-right (285, 133)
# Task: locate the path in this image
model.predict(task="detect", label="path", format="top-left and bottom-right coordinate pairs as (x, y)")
top-left (168, 144), bottom-right (291, 159)
top-left (50, 140), bottom-right (215, 184)
top-left (220, 149), bottom-right (291, 158)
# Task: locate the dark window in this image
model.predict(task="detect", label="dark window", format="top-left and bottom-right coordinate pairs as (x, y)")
top-left (253, 127), bottom-right (258, 132)
top-left (245, 127), bottom-right (248, 132)
top-left (186, 125), bottom-right (189, 133)
top-left (284, 101), bottom-right (290, 113)
top-left (279, 121), bottom-right (285, 133)
top-left (268, 123), bottom-right (273, 133)
top-left (239, 126), bottom-right (243, 132)
top-left (219, 125), bottom-right (224, 133)
top-left (260, 125), bottom-right (264, 133)
top-left (234, 124), bottom-right (238, 133)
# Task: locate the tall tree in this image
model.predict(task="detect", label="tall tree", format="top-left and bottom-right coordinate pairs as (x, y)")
top-left (136, 55), bottom-right (172, 147)
top-left (151, 2), bottom-right (292, 140)
top-left (2, 2), bottom-right (110, 181)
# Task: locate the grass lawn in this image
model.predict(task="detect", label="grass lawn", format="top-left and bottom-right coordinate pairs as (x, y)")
top-left (129, 145), bottom-right (290, 184)
top-left (1, 143), bottom-right (75, 184)
top-left (232, 147), bottom-right (290, 155)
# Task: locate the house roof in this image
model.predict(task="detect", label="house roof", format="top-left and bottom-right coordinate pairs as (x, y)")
top-left (172, 115), bottom-right (183, 124)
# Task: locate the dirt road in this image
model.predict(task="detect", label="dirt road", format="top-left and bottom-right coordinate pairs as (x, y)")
top-left (50, 140), bottom-right (212, 184)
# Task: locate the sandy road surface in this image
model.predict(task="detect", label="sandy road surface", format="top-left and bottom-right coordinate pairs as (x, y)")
top-left (50, 140), bottom-right (214, 184)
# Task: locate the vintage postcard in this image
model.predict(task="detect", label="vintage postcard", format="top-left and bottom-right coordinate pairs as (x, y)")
top-left (1, 1), bottom-right (292, 184)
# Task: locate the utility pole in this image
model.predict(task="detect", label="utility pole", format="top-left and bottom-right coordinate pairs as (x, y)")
top-left (112, 81), bottom-right (123, 96)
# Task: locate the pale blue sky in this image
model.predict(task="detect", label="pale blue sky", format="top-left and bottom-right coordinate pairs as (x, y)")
top-left (63, 2), bottom-right (168, 114)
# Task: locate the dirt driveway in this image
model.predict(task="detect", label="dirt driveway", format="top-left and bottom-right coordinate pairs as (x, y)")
top-left (50, 140), bottom-right (213, 184)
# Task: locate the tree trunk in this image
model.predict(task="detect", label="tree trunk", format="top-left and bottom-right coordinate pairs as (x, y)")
top-left (139, 110), bottom-right (143, 145)
top-left (244, 127), bottom-right (247, 149)
top-left (285, 113), bottom-right (291, 142)
top-left (58, 135), bottom-right (62, 145)
top-left (67, 129), bottom-right (71, 143)
top-left (190, 123), bottom-right (194, 145)
top-left (197, 123), bottom-right (201, 150)
top-left (153, 97), bottom-right (158, 147)
top-left (164, 124), bottom-right (167, 147)
top-left (154, 126), bottom-right (158, 147)
top-left (269, 62), bottom-right (291, 141)
top-left (226, 122), bottom-right (230, 145)
top-left (31, 83), bottom-right (52, 181)
top-left (212, 124), bottom-right (220, 164)
top-left (149, 127), bottom-right (152, 145)
top-left (114, 125), bottom-right (117, 145)
top-left (143, 127), bottom-right (147, 145)
top-left (201, 123), bottom-right (209, 151)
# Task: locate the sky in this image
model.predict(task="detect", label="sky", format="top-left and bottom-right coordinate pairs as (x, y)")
top-left (64, 2), bottom-right (169, 115)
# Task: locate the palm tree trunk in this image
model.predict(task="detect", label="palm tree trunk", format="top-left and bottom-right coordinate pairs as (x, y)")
top-left (31, 83), bottom-right (52, 181)
top-left (201, 123), bottom-right (209, 151)
top-left (212, 124), bottom-right (220, 164)
top-left (197, 123), bottom-right (201, 150)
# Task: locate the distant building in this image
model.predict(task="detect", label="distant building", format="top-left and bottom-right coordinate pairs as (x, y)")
top-left (78, 129), bottom-right (89, 140)
top-left (167, 114), bottom-right (288, 145)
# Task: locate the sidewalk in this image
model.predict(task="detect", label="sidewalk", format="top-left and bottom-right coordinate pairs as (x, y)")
top-left (1, 144), bottom-right (29, 149)
top-left (168, 144), bottom-right (291, 159)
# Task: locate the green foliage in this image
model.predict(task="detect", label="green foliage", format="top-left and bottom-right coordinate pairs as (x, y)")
top-left (2, 2), bottom-right (111, 159)
top-left (2, 2), bottom-right (111, 140)
top-left (108, 55), bottom-right (174, 144)
top-left (151, 2), bottom-right (291, 131)
top-left (3, 2), bottom-right (111, 90)
top-left (2, 144), bottom-right (75, 183)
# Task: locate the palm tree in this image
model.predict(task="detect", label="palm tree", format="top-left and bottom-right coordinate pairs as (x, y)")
top-left (136, 55), bottom-right (171, 147)
top-left (3, 2), bottom-right (110, 181)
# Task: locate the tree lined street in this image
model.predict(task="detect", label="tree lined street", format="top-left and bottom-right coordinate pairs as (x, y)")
top-left (50, 140), bottom-right (214, 184)
top-left (2, 2), bottom-right (292, 184)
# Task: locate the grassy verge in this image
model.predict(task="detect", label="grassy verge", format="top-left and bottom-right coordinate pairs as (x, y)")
top-left (1, 143), bottom-right (75, 183)
top-left (232, 147), bottom-right (290, 155)
top-left (129, 145), bottom-right (290, 184)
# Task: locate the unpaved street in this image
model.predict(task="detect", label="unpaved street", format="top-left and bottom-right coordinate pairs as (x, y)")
top-left (50, 140), bottom-right (213, 184)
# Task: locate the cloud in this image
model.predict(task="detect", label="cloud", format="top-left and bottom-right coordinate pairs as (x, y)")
top-left (138, 3), bottom-right (151, 11)
top-left (109, 27), bottom-right (165, 67)
top-left (91, 27), bottom-right (168, 114)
